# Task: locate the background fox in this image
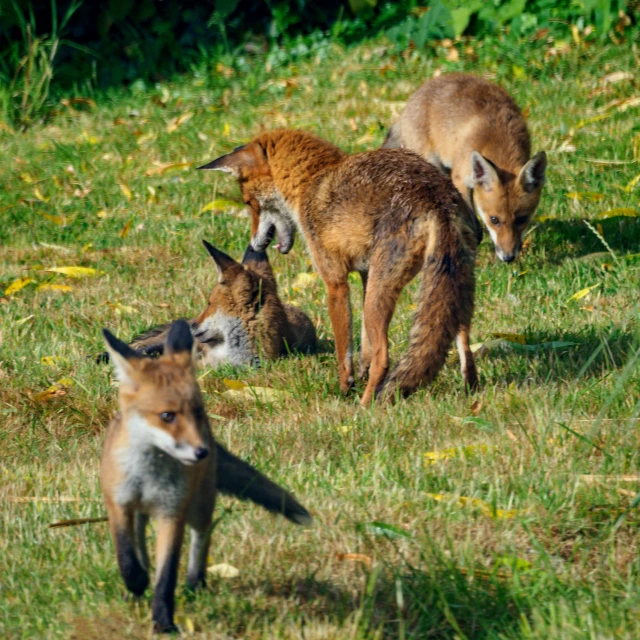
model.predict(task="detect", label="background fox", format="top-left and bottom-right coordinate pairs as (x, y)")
top-left (101, 240), bottom-right (316, 367)
top-left (100, 320), bottom-right (311, 634)
top-left (383, 73), bottom-right (547, 263)
top-left (199, 129), bottom-right (481, 405)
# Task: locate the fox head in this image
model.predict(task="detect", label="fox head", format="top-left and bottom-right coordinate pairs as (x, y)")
top-left (467, 150), bottom-right (547, 263)
top-left (192, 240), bottom-right (272, 348)
top-left (102, 320), bottom-right (210, 466)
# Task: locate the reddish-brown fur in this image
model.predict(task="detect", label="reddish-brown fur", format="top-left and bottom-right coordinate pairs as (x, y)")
top-left (384, 73), bottom-right (547, 263)
top-left (199, 129), bottom-right (481, 404)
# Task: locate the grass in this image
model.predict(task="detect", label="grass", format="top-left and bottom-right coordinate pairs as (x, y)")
top-left (1, 29), bottom-right (640, 639)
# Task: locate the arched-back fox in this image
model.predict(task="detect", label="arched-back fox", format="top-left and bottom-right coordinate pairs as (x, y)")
top-left (384, 73), bottom-right (547, 263)
top-left (100, 320), bottom-right (311, 633)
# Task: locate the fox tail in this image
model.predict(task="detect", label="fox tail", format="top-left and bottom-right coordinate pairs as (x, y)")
top-left (215, 443), bottom-right (312, 526)
top-left (379, 225), bottom-right (476, 400)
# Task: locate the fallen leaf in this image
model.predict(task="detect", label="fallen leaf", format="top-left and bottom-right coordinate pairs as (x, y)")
top-left (292, 272), bottom-right (318, 289)
top-left (167, 112), bottom-right (193, 133)
top-left (566, 191), bottom-right (605, 202)
top-left (38, 211), bottom-right (67, 226)
top-left (423, 444), bottom-right (490, 466)
top-left (567, 283), bottom-right (601, 302)
top-left (425, 493), bottom-right (529, 519)
top-left (207, 563), bottom-right (239, 578)
top-left (33, 187), bottom-right (49, 202)
top-left (490, 332), bottom-right (526, 344)
top-left (602, 70), bottom-right (634, 85)
top-left (38, 283), bottom-right (73, 292)
top-left (41, 356), bottom-right (63, 366)
top-left (470, 399), bottom-right (483, 415)
top-left (201, 198), bottom-right (242, 214)
top-left (119, 183), bottom-right (132, 200)
top-left (336, 553), bottom-right (372, 569)
top-left (597, 208), bottom-right (639, 219)
top-left (136, 132), bottom-right (157, 146)
top-left (223, 385), bottom-right (291, 403)
top-left (446, 47), bottom-right (459, 62)
top-left (4, 277), bottom-right (35, 296)
top-left (223, 378), bottom-right (247, 391)
top-left (119, 219), bottom-right (132, 238)
top-left (35, 377), bottom-right (74, 403)
top-left (222, 122), bottom-right (231, 137)
top-left (622, 173), bottom-right (640, 193)
top-left (96, 210), bottom-right (108, 219)
top-left (45, 266), bottom-right (101, 278)
top-left (145, 161), bottom-right (192, 176)
top-left (106, 301), bottom-right (137, 315)
top-left (505, 429), bottom-right (518, 442)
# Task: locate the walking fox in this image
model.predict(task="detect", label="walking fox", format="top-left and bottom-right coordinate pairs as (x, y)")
top-left (199, 129), bottom-right (481, 404)
top-left (104, 240), bottom-right (316, 367)
top-left (100, 320), bottom-right (311, 634)
top-left (383, 73), bottom-right (547, 263)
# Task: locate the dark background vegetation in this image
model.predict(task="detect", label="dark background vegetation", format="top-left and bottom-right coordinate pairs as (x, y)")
top-left (0, 0), bottom-right (637, 128)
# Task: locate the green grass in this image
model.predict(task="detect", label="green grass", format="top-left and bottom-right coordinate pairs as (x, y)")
top-left (1, 31), bottom-right (640, 639)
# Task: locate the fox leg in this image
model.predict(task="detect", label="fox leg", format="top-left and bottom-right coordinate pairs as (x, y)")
top-left (456, 325), bottom-right (479, 393)
top-left (358, 271), bottom-right (372, 379)
top-left (152, 516), bottom-right (186, 634)
top-left (186, 526), bottom-right (211, 590)
top-left (105, 497), bottom-right (149, 597)
top-left (134, 512), bottom-right (150, 572)
top-left (326, 280), bottom-right (354, 394)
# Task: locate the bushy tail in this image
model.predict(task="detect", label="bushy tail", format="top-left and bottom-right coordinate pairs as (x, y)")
top-left (215, 443), bottom-right (312, 526)
top-left (379, 234), bottom-right (475, 401)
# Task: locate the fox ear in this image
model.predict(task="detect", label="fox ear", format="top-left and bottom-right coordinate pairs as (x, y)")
top-left (165, 319), bottom-right (194, 358)
top-left (241, 244), bottom-right (269, 266)
top-left (102, 328), bottom-right (139, 384)
top-left (519, 151), bottom-right (547, 193)
top-left (197, 143), bottom-right (267, 178)
top-left (469, 151), bottom-right (499, 192)
top-left (202, 239), bottom-right (238, 283)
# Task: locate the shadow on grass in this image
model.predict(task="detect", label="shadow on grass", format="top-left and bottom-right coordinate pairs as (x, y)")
top-left (479, 325), bottom-right (638, 388)
top-left (534, 216), bottom-right (640, 263)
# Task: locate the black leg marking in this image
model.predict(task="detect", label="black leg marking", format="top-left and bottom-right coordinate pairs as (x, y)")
top-left (152, 549), bottom-right (180, 634)
top-left (116, 530), bottom-right (149, 596)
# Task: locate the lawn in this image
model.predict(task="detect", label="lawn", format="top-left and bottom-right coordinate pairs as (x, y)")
top-left (1, 30), bottom-right (640, 639)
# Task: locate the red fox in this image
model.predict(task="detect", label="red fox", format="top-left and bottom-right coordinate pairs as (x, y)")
top-left (100, 320), bottom-right (311, 633)
top-left (198, 129), bottom-right (481, 404)
top-left (383, 73), bottom-right (547, 263)
top-left (102, 241), bottom-right (316, 366)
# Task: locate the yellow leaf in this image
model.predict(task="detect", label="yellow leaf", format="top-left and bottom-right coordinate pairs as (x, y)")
top-left (136, 132), bottom-right (157, 146)
top-left (207, 563), bottom-right (239, 578)
top-left (167, 112), bottom-right (193, 133)
top-left (425, 492), bottom-right (528, 519)
top-left (423, 444), bottom-right (489, 466)
top-left (597, 208), bottom-right (639, 219)
top-left (119, 219), bottom-right (132, 238)
top-left (337, 425), bottom-right (353, 435)
top-left (200, 198), bottom-right (241, 213)
top-left (45, 266), bottom-right (101, 278)
top-left (38, 211), bottom-right (66, 226)
top-left (622, 173), bottom-right (640, 193)
top-left (567, 283), bottom-right (601, 302)
top-left (41, 356), bottom-right (63, 366)
top-left (19, 172), bottom-right (34, 183)
top-left (566, 191), bottom-right (605, 202)
top-left (106, 301), bottom-right (137, 315)
top-left (224, 385), bottom-right (291, 403)
top-left (34, 187), bottom-right (49, 202)
top-left (512, 65), bottom-right (526, 79)
top-left (292, 272), bottom-right (318, 289)
top-left (34, 377), bottom-right (74, 403)
top-left (96, 210), bottom-right (108, 219)
top-left (490, 332), bottom-right (526, 344)
top-left (575, 113), bottom-right (612, 129)
top-left (119, 183), bottom-right (132, 200)
top-left (222, 122), bottom-right (231, 137)
top-left (223, 378), bottom-right (247, 391)
top-left (4, 277), bottom-right (34, 296)
top-left (38, 283), bottom-right (73, 292)
top-left (336, 553), bottom-right (372, 569)
top-left (145, 161), bottom-right (192, 176)
top-left (570, 24), bottom-right (581, 45)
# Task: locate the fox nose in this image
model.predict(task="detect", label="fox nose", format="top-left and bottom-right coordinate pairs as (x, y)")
top-left (194, 446), bottom-right (209, 461)
top-left (501, 254), bottom-right (516, 263)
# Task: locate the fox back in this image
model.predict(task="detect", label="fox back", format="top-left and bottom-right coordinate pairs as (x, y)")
top-left (384, 73), bottom-right (547, 262)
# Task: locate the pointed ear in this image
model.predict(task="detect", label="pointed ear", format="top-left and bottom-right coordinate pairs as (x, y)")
top-left (470, 151), bottom-right (499, 192)
top-left (196, 143), bottom-right (267, 179)
top-left (519, 151), bottom-right (547, 193)
top-left (241, 244), bottom-right (269, 266)
top-left (202, 239), bottom-right (238, 283)
top-left (102, 328), bottom-right (139, 384)
top-left (165, 320), bottom-right (194, 358)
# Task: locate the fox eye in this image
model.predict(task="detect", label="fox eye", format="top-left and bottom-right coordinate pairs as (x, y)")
top-left (515, 215), bottom-right (528, 226)
top-left (490, 216), bottom-right (500, 226)
top-left (160, 412), bottom-right (176, 424)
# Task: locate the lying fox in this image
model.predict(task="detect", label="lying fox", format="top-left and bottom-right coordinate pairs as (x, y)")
top-left (383, 73), bottom-right (547, 263)
top-left (101, 320), bottom-right (311, 634)
top-left (199, 129), bottom-right (481, 404)
top-left (104, 240), bottom-right (316, 366)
